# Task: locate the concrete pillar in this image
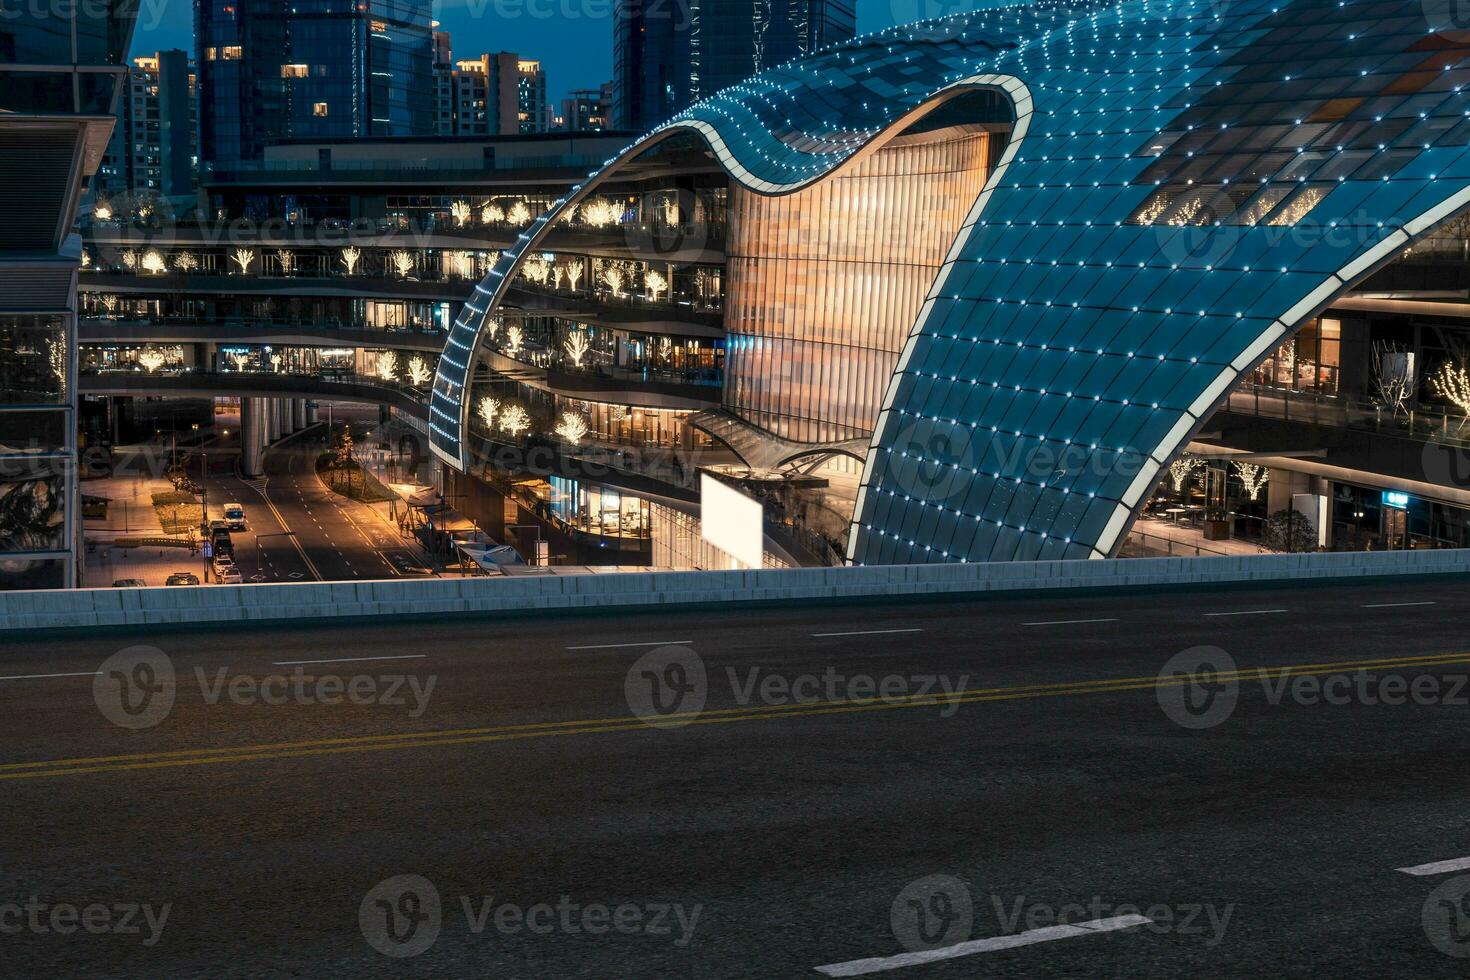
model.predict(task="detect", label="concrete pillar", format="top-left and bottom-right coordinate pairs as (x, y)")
top-left (265, 398), bottom-right (281, 443)
top-left (293, 399), bottom-right (307, 431)
top-left (240, 397), bottom-right (267, 477)
top-left (305, 402), bottom-right (319, 425)
top-left (280, 398), bottom-right (295, 437)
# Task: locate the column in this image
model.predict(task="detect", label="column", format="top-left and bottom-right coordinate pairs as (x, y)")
top-left (240, 397), bottom-right (267, 477)
top-left (266, 398), bottom-right (281, 443)
top-left (293, 399), bottom-right (307, 431)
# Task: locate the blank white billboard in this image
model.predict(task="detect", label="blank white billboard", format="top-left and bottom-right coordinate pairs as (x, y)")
top-left (700, 474), bottom-right (764, 569)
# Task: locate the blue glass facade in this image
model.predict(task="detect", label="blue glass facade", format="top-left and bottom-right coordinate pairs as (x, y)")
top-left (437, 0), bottom-right (1470, 565)
top-left (197, 0), bottom-right (434, 168)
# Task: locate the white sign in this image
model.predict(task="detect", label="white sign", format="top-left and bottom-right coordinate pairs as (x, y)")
top-left (700, 474), bottom-right (763, 569)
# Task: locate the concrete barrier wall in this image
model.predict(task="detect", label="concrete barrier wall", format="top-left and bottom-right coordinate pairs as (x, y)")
top-left (4, 548), bottom-right (1469, 631)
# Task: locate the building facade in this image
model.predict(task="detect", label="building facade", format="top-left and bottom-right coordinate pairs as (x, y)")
top-left (561, 85), bottom-right (613, 132)
top-left (516, 60), bottom-right (550, 134)
top-left (612, 0), bottom-right (855, 132)
top-left (0, 0), bottom-right (137, 589)
top-left (196, 0), bottom-right (434, 168)
top-left (435, 0), bottom-right (1470, 568)
top-left (97, 50), bottom-right (198, 202)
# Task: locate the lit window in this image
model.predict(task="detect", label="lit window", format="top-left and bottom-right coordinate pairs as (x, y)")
top-left (313, 102), bottom-right (329, 117)
top-left (281, 64), bottom-right (308, 79)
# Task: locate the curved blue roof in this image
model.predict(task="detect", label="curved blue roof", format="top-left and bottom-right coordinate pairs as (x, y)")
top-left (433, 0), bottom-right (1470, 565)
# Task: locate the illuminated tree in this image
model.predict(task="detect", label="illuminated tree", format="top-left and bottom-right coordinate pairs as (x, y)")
top-left (137, 347), bottom-right (167, 374)
top-left (92, 198), bottom-right (114, 221)
top-left (341, 246), bottom-right (362, 275)
top-left (565, 262), bottom-right (584, 291)
top-left (406, 355), bottom-right (432, 387)
top-left (121, 249), bottom-right (138, 269)
top-left (230, 248), bottom-right (256, 275)
top-left (450, 250), bottom-right (474, 278)
top-left (375, 351), bottom-right (399, 381)
top-left (507, 201), bottom-right (532, 226)
top-left (450, 200), bottom-right (472, 227)
top-left (1233, 461), bottom-right (1268, 501)
top-left (476, 396), bottom-right (499, 431)
top-left (564, 329), bottom-right (591, 368)
top-left (645, 269), bottom-right (668, 303)
top-left (227, 351), bottom-right (250, 371)
top-left (580, 199), bottom-right (619, 227)
top-left (390, 249), bottom-right (415, 278)
top-left (275, 249), bottom-right (294, 275)
top-left (486, 315), bottom-right (502, 342)
top-left (101, 294), bottom-right (118, 314)
top-left (551, 266), bottom-right (564, 290)
top-left (140, 249), bottom-right (166, 275)
top-left (81, 250), bottom-right (91, 268)
top-left (522, 256), bottom-right (551, 285)
top-left (1167, 456), bottom-right (1201, 493)
top-left (600, 261), bottom-right (628, 297)
top-left (1431, 356), bottom-right (1470, 422)
top-left (505, 324), bottom-right (524, 356)
top-left (555, 412), bottom-right (589, 445)
top-left (499, 404), bottom-right (531, 438)
top-left (47, 338), bottom-right (66, 394)
top-left (173, 251), bottom-right (198, 272)
top-left (657, 337), bottom-right (673, 364)
top-left (481, 203), bottom-right (505, 224)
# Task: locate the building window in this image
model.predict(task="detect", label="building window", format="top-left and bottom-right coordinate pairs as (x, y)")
top-left (206, 45), bottom-right (242, 61)
top-left (280, 64), bottom-right (308, 79)
top-left (313, 102), bottom-right (329, 117)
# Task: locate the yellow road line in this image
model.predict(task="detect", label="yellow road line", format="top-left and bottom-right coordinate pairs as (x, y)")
top-left (5, 650), bottom-right (1468, 781)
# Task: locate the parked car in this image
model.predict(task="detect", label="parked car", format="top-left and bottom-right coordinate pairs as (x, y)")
top-left (209, 519), bottom-right (228, 534)
top-left (112, 578), bottom-right (146, 588)
top-left (165, 572), bottom-right (200, 587)
top-left (210, 528), bottom-right (234, 559)
top-left (223, 503), bottom-right (246, 531)
top-left (213, 561), bottom-right (242, 584)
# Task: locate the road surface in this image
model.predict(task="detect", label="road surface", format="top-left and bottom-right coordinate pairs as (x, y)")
top-left (0, 576), bottom-right (1467, 976)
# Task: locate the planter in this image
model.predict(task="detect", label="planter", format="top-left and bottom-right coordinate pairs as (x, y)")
top-left (1201, 519), bottom-right (1232, 541)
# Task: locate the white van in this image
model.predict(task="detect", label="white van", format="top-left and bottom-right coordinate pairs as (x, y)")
top-left (223, 503), bottom-right (247, 531)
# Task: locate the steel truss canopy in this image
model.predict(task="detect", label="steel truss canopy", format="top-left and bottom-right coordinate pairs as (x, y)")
top-left (432, 0), bottom-right (1470, 564)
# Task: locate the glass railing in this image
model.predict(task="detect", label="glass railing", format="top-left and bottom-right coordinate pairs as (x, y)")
top-left (1223, 384), bottom-right (1470, 449)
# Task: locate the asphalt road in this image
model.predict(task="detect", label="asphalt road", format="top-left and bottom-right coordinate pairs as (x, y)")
top-left (0, 577), bottom-right (1468, 976)
top-left (196, 423), bottom-right (428, 584)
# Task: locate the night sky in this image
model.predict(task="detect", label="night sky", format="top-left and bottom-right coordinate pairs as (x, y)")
top-left (129, 0), bottom-right (923, 111)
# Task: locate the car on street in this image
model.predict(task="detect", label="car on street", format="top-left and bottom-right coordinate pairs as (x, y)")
top-left (213, 560), bottom-right (242, 584)
top-left (111, 578), bottom-right (146, 588)
top-left (223, 503), bottom-right (247, 530)
top-left (165, 572), bottom-right (200, 587)
top-left (210, 527), bottom-right (234, 559)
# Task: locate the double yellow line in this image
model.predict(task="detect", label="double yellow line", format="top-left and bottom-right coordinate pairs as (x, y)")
top-left (4, 650), bottom-right (1466, 781)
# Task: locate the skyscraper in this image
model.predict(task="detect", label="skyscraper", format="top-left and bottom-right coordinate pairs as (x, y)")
top-left (517, 59), bottom-right (550, 133)
top-left (612, 0), bottom-right (855, 132)
top-left (97, 50), bottom-right (198, 200)
top-left (0, 0), bottom-right (137, 588)
top-left (196, 0), bottom-right (435, 168)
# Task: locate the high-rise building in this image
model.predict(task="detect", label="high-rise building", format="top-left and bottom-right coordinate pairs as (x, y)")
top-left (446, 53), bottom-right (522, 137)
top-left (432, 29), bottom-right (456, 137)
top-left (560, 84), bottom-right (613, 132)
top-left (0, 0), bottom-right (137, 588)
top-left (517, 60), bottom-right (550, 134)
top-left (612, 0), bottom-right (855, 132)
top-left (196, 0), bottom-right (435, 168)
top-left (429, 36), bottom-right (543, 137)
top-left (97, 50), bottom-right (198, 201)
